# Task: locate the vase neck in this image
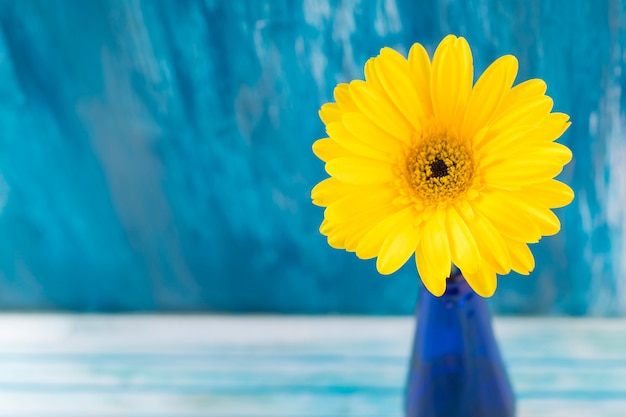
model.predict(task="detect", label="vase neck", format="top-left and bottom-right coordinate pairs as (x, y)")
top-left (421, 274), bottom-right (475, 308)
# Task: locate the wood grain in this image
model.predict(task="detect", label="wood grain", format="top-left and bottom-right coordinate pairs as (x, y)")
top-left (0, 315), bottom-right (622, 416)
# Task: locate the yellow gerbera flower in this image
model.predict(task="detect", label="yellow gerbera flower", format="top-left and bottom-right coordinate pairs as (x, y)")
top-left (311, 35), bottom-right (574, 297)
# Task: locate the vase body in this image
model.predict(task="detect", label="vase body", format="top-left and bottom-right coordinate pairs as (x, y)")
top-left (405, 275), bottom-right (515, 417)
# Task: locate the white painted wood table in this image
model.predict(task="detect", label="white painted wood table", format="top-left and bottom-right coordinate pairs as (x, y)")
top-left (0, 315), bottom-right (623, 416)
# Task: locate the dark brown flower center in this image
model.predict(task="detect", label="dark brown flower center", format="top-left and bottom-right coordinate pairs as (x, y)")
top-left (429, 158), bottom-right (449, 178)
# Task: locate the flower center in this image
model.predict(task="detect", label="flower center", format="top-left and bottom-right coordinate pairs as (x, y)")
top-left (429, 158), bottom-right (449, 178)
top-left (405, 136), bottom-right (474, 204)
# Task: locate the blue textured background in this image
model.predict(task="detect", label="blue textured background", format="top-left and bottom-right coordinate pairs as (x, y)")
top-left (0, 0), bottom-right (618, 314)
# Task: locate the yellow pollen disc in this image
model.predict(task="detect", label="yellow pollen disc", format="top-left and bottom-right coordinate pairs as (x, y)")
top-left (405, 136), bottom-right (474, 204)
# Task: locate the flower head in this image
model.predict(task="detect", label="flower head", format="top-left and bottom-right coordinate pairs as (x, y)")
top-left (311, 35), bottom-right (574, 297)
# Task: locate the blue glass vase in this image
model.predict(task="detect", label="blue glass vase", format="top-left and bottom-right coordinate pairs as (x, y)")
top-left (405, 271), bottom-right (515, 417)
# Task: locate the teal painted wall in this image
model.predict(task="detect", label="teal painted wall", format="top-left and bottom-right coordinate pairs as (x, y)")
top-left (0, 0), bottom-right (618, 314)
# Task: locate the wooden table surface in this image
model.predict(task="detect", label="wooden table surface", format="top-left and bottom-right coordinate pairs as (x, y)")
top-left (0, 315), bottom-right (623, 416)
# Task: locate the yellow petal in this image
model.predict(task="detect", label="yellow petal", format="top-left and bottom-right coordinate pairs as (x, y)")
top-left (343, 203), bottom-right (398, 251)
top-left (416, 215), bottom-right (452, 291)
top-left (327, 228), bottom-right (349, 249)
top-left (408, 42), bottom-right (434, 119)
top-left (530, 207), bottom-right (561, 236)
top-left (538, 112), bottom-right (571, 140)
top-left (482, 147), bottom-right (567, 171)
top-left (415, 240), bottom-right (449, 297)
top-left (375, 47), bottom-right (425, 131)
top-left (376, 208), bottom-right (421, 274)
top-left (462, 207), bottom-right (511, 274)
top-left (495, 142), bottom-right (573, 167)
top-left (325, 203), bottom-right (398, 250)
top-left (326, 122), bottom-right (391, 161)
top-left (505, 193), bottom-right (562, 236)
top-left (489, 96), bottom-right (554, 132)
top-left (325, 157), bottom-right (394, 184)
top-left (342, 112), bottom-right (404, 155)
top-left (504, 239), bottom-right (535, 275)
top-left (453, 37), bottom-right (474, 118)
top-left (462, 55), bottom-right (518, 139)
top-left (446, 205), bottom-right (481, 274)
top-left (498, 78), bottom-right (547, 114)
top-left (431, 35), bottom-right (473, 131)
top-left (475, 124), bottom-right (538, 158)
top-left (319, 103), bottom-right (342, 125)
top-left (324, 187), bottom-right (396, 223)
top-left (457, 198), bottom-right (475, 219)
top-left (349, 80), bottom-right (412, 144)
top-left (522, 180), bottom-right (574, 208)
top-left (311, 177), bottom-right (360, 207)
top-left (481, 157), bottom-right (564, 189)
top-left (319, 218), bottom-right (335, 235)
top-left (472, 191), bottom-right (542, 243)
top-left (356, 206), bottom-right (414, 259)
top-left (334, 84), bottom-right (359, 112)
top-left (312, 138), bottom-right (351, 162)
top-left (478, 127), bottom-right (573, 170)
top-left (464, 265), bottom-right (497, 297)
top-left (363, 57), bottom-right (375, 80)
